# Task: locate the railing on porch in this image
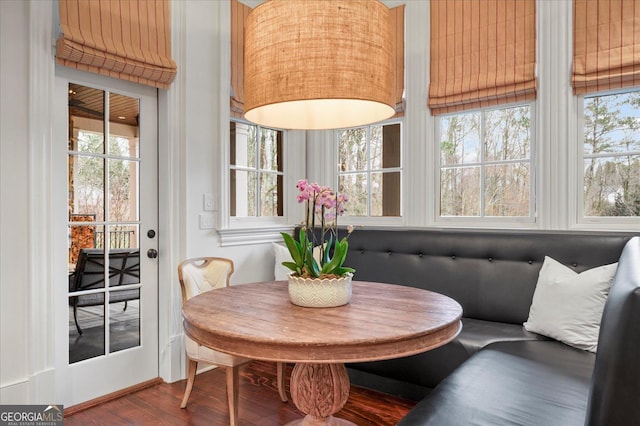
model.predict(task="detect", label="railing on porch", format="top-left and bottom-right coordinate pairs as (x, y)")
top-left (95, 229), bottom-right (136, 249)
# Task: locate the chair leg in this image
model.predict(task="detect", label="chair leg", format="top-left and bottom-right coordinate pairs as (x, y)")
top-left (226, 366), bottom-right (240, 426)
top-left (276, 362), bottom-right (288, 402)
top-left (180, 359), bottom-right (198, 409)
top-left (73, 300), bottom-right (83, 335)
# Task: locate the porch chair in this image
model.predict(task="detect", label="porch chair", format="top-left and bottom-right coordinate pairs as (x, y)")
top-left (178, 257), bottom-right (288, 425)
top-left (69, 248), bottom-right (140, 335)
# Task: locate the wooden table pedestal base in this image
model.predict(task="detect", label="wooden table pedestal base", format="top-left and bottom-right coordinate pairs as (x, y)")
top-left (286, 363), bottom-right (355, 426)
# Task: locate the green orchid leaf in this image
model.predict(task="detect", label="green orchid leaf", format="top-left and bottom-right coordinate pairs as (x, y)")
top-left (282, 261), bottom-right (300, 272)
top-left (281, 232), bottom-right (302, 265)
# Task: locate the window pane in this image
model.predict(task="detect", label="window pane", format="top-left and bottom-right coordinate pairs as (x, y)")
top-left (371, 124), bottom-right (401, 170)
top-left (105, 224), bottom-right (138, 250)
top-left (230, 169), bottom-right (257, 217)
top-left (69, 298), bottom-right (105, 363)
top-left (259, 172), bottom-right (282, 216)
top-left (484, 163), bottom-right (530, 216)
top-left (584, 92), bottom-right (640, 156)
top-left (230, 122), bottom-right (257, 168)
top-left (69, 84), bottom-right (104, 154)
top-left (260, 127), bottom-right (282, 172)
top-left (485, 106), bottom-right (531, 161)
top-left (109, 293), bottom-right (140, 353)
top-left (339, 127), bottom-right (368, 172)
top-left (108, 93), bottom-right (139, 158)
top-left (70, 154), bottom-right (105, 221)
top-left (371, 171), bottom-right (401, 217)
top-left (440, 166), bottom-right (480, 216)
top-left (584, 155), bottom-right (640, 217)
top-left (108, 158), bottom-right (138, 222)
top-left (440, 112), bottom-right (480, 166)
top-left (339, 173), bottom-right (368, 216)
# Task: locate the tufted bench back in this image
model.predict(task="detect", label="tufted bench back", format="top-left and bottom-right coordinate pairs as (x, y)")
top-left (324, 228), bottom-right (635, 324)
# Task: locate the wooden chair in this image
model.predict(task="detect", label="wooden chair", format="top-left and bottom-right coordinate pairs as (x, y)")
top-left (177, 257), bottom-right (288, 425)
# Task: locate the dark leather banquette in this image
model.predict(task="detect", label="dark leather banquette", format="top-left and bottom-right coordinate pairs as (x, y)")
top-left (319, 227), bottom-right (639, 426)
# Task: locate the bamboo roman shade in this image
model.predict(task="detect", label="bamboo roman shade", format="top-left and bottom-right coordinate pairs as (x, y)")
top-left (231, 0), bottom-right (251, 119)
top-left (391, 5), bottom-right (405, 115)
top-left (572, 0), bottom-right (640, 95)
top-left (428, 0), bottom-right (536, 115)
top-left (56, 0), bottom-right (177, 89)
top-left (232, 2), bottom-right (404, 122)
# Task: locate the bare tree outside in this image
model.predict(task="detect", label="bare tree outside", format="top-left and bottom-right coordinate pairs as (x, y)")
top-left (583, 92), bottom-right (640, 217)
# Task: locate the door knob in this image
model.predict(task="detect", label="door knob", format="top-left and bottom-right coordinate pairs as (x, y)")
top-left (147, 248), bottom-right (158, 259)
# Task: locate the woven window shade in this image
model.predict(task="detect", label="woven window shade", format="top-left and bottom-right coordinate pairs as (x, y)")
top-left (428, 0), bottom-right (536, 116)
top-left (391, 5), bottom-right (405, 116)
top-left (56, 0), bottom-right (177, 89)
top-left (572, 0), bottom-right (640, 95)
top-left (231, 0), bottom-right (251, 119)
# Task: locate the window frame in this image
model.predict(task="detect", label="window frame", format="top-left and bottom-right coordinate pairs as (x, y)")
top-left (227, 118), bottom-right (288, 227)
top-left (229, 119), bottom-right (285, 219)
top-left (335, 118), bottom-right (405, 227)
top-left (575, 87), bottom-right (640, 228)
top-left (434, 101), bottom-right (537, 227)
top-left (219, 118), bottom-right (305, 246)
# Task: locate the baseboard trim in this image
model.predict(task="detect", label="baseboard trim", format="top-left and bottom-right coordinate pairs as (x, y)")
top-left (63, 377), bottom-right (163, 417)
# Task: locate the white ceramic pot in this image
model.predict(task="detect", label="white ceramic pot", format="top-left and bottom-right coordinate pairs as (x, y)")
top-left (287, 273), bottom-right (353, 308)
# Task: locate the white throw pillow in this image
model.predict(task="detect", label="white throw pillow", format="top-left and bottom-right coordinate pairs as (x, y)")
top-left (273, 242), bottom-right (293, 281)
top-left (523, 256), bottom-right (618, 352)
top-left (272, 242), bottom-right (323, 280)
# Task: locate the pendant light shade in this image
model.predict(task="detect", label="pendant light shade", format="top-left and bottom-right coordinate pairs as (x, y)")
top-left (244, 0), bottom-right (395, 130)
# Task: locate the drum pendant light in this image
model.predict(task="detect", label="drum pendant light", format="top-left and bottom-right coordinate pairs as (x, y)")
top-left (244, 0), bottom-right (395, 130)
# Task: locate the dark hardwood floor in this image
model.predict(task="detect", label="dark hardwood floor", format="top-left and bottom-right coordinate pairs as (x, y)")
top-left (64, 361), bottom-right (416, 425)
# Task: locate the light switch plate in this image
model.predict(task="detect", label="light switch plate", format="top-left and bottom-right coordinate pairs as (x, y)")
top-left (199, 213), bottom-right (216, 229)
top-left (203, 193), bottom-right (216, 211)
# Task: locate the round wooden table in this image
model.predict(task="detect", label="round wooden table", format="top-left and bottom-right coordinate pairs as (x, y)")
top-left (182, 280), bottom-right (462, 425)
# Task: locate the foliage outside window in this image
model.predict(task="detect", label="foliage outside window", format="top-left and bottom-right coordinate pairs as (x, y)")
top-left (338, 123), bottom-right (402, 217)
top-left (439, 105), bottom-right (532, 218)
top-left (582, 91), bottom-right (640, 217)
top-left (230, 121), bottom-right (283, 217)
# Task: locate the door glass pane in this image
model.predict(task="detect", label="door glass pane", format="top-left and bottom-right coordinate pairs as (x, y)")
top-left (68, 83), bottom-right (143, 363)
top-left (69, 84), bottom-right (104, 154)
top-left (108, 158), bottom-right (139, 222)
top-left (69, 297), bottom-right (105, 363)
top-left (109, 290), bottom-right (140, 353)
top-left (69, 154), bottom-right (104, 221)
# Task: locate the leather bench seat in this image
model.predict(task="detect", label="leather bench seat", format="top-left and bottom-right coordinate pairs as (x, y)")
top-left (349, 318), bottom-right (548, 391)
top-left (398, 340), bottom-right (595, 426)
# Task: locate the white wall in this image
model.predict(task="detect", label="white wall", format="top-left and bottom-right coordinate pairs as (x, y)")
top-left (0, 0), bottom-right (31, 404)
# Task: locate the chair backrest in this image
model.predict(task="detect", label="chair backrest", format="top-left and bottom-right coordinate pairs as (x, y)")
top-left (70, 248), bottom-right (140, 292)
top-left (177, 257), bottom-right (234, 305)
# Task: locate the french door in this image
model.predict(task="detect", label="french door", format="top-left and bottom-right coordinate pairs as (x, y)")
top-left (54, 67), bottom-right (159, 407)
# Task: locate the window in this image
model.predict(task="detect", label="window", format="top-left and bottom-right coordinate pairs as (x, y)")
top-left (229, 121), bottom-right (283, 217)
top-left (438, 104), bottom-right (533, 218)
top-left (581, 90), bottom-right (640, 218)
top-left (338, 122), bottom-right (402, 217)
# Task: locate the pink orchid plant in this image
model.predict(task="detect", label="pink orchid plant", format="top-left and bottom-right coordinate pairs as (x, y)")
top-left (280, 179), bottom-right (355, 278)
